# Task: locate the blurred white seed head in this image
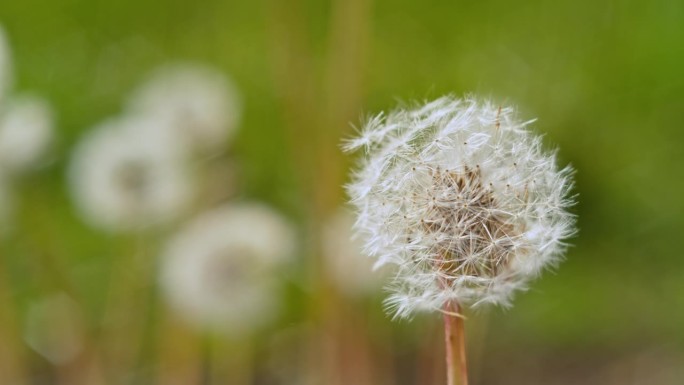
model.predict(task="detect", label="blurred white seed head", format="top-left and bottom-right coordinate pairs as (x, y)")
top-left (127, 63), bottom-right (242, 153)
top-left (0, 95), bottom-right (54, 172)
top-left (160, 203), bottom-right (296, 334)
top-left (345, 96), bottom-right (576, 318)
top-left (69, 116), bottom-right (192, 232)
top-left (24, 293), bottom-right (86, 365)
top-left (322, 209), bottom-right (389, 298)
top-left (0, 25), bottom-right (11, 102)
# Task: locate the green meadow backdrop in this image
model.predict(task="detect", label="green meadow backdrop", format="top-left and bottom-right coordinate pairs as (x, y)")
top-left (1, 0), bottom-right (683, 384)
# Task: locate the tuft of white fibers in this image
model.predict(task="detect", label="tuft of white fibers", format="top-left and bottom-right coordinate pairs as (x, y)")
top-left (322, 209), bottom-right (390, 298)
top-left (344, 96), bottom-right (576, 318)
top-left (159, 202), bottom-right (296, 334)
top-left (0, 95), bottom-right (54, 172)
top-left (0, 25), bottom-right (11, 102)
top-left (24, 293), bottom-right (86, 365)
top-left (69, 116), bottom-right (192, 232)
top-left (127, 63), bottom-right (242, 153)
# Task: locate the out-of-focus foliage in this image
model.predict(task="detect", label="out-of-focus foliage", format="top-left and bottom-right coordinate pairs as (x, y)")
top-left (1, 0), bottom-right (683, 384)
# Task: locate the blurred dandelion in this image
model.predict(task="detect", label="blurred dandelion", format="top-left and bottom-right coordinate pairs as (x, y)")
top-left (0, 26), bottom-right (54, 237)
top-left (0, 26), bottom-right (54, 173)
top-left (322, 209), bottom-right (388, 298)
top-left (127, 63), bottom-right (242, 153)
top-left (0, 95), bottom-right (54, 172)
top-left (345, 96), bottom-right (576, 384)
top-left (69, 116), bottom-right (192, 232)
top-left (24, 293), bottom-right (86, 366)
top-left (159, 202), bottom-right (295, 334)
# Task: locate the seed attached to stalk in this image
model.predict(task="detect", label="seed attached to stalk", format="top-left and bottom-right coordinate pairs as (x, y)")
top-left (344, 96), bottom-right (576, 385)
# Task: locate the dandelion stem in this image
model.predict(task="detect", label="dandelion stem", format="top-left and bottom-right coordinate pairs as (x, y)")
top-left (443, 302), bottom-right (468, 385)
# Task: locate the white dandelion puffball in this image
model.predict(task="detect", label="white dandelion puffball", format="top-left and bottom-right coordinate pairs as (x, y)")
top-left (69, 116), bottom-right (192, 232)
top-left (345, 96), bottom-right (576, 318)
top-left (0, 25), bottom-right (11, 102)
top-left (322, 210), bottom-right (388, 298)
top-left (127, 63), bottom-right (241, 152)
top-left (0, 95), bottom-right (53, 171)
top-left (24, 293), bottom-right (85, 365)
top-left (160, 203), bottom-right (295, 334)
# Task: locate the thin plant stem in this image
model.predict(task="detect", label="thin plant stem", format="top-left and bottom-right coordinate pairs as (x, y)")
top-left (155, 312), bottom-right (202, 385)
top-left (0, 261), bottom-right (28, 385)
top-left (209, 338), bottom-right (253, 385)
top-left (443, 302), bottom-right (468, 385)
top-left (100, 233), bottom-right (151, 382)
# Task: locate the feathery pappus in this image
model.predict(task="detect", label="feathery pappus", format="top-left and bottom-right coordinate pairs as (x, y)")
top-left (344, 96), bottom-right (576, 318)
top-left (159, 202), bottom-right (296, 334)
top-left (69, 116), bottom-right (192, 232)
top-left (0, 95), bottom-right (54, 172)
top-left (127, 63), bottom-right (242, 153)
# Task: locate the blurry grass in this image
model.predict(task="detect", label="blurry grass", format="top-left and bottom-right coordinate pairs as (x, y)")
top-left (1, 0), bottom-right (683, 363)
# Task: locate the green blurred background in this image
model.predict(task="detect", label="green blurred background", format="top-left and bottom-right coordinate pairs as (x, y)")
top-left (1, 0), bottom-right (683, 384)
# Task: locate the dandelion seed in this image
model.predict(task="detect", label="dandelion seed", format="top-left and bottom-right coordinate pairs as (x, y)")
top-left (0, 95), bottom-right (53, 172)
top-left (127, 63), bottom-right (242, 153)
top-left (69, 116), bottom-right (192, 232)
top-left (24, 293), bottom-right (86, 365)
top-left (159, 203), bottom-right (295, 334)
top-left (345, 95), bottom-right (576, 318)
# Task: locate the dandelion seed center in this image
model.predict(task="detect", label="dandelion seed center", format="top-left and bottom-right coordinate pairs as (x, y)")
top-left (116, 161), bottom-right (150, 201)
top-left (205, 250), bottom-right (256, 295)
top-left (418, 166), bottom-right (519, 284)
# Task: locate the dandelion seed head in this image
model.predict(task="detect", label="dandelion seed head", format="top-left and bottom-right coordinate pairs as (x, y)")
top-left (345, 96), bottom-right (576, 318)
top-left (69, 116), bottom-right (192, 232)
top-left (24, 293), bottom-right (85, 365)
top-left (0, 95), bottom-right (53, 172)
top-left (159, 203), bottom-right (295, 334)
top-left (127, 63), bottom-right (241, 153)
